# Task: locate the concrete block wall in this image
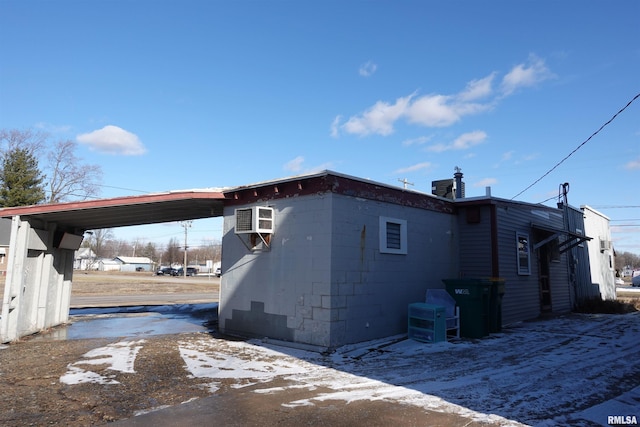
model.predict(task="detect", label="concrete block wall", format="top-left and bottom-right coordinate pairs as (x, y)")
top-left (219, 195), bottom-right (335, 348)
top-left (219, 191), bottom-right (458, 350)
top-left (329, 195), bottom-right (458, 345)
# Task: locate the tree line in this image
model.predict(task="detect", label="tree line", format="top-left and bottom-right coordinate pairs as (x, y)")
top-left (615, 251), bottom-right (640, 273)
top-left (81, 229), bottom-right (221, 270)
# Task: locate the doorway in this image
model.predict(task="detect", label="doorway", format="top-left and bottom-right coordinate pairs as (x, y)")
top-left (538, 246), bottom-right (552, 312)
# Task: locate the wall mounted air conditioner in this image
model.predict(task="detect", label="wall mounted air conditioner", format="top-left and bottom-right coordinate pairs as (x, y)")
top-left (235, 206), bottom-right (274, 234)
top-left (599, 238), bottom-right (610, 252)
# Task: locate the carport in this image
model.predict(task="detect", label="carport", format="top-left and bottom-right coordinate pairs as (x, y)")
top-left (0, 190), bottom-right (225, 343)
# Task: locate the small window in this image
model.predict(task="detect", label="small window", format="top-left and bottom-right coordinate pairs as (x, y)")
top-left (516, 232), bottom-right (531, 275)
top-left (379, 216), bottom-right (407, 255)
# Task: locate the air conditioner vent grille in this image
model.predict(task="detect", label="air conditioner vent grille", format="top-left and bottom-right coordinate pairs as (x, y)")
top-left (235, 207), bottom-right (274, 234)
top-left (236, 209), bottom-right (254, 233)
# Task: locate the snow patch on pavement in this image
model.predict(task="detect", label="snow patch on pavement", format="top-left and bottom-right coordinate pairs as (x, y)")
top-left (60, 340), bottom-right (145, 385)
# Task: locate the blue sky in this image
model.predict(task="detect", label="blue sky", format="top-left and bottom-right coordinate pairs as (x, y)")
top-left (1, 1), bottom-right (639, 254)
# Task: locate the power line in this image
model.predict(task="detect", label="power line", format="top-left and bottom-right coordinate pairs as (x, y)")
top-left (591, 205), bottom-right (640, 209)
top-left (511, 92), bottom-right (640, 200)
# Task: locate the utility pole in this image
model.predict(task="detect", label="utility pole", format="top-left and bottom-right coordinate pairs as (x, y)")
top-left (398, 178), bottom-right (414, 189)
top-left (180, 220), bottom-right (192, 277)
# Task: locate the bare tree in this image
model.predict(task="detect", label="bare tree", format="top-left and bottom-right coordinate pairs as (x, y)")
top-left (0, 128), bottom-right (47, 154)
top-left (162, 237), bottom-right (182, 267)
top-left (46, 140), bottom-right (102, 203)
top-left (1, 128), bottom-right (103, 204)
top-left (85, 228), bottom-right (115, 259)
top-left (189, 239), bottom-right (222, 266)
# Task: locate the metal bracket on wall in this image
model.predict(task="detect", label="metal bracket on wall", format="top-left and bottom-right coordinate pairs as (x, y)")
top-left (236, 232), bottom-right (272, 252)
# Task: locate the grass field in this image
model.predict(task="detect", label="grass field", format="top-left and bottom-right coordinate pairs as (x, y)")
top-left (0, 270), bottom-right (220, 300)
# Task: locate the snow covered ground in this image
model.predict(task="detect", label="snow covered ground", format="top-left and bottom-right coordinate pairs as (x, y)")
top-left (58, 310), bottom-right (639, 426)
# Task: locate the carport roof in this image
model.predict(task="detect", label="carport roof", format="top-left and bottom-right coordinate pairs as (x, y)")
top-left (0, 190), bottom-right (226, 232)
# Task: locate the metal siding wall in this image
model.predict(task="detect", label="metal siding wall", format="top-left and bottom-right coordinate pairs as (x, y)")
top-left (495, 204), bottom-right (541, 324)
top-left (457, 206), bottom-right (493, 278)
top-left (494, 203), bottom-right (571, 324)
top-left (563, 205), bottom-right (597, 304)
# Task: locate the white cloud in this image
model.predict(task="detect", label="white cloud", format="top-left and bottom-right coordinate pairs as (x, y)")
top-left (458, 73), bottom-right (496, 102)
top-left (427, 130), bottom-right (487, 152)
top-left (334, 56), bottom-right (552, 138)
top-left (394, 162), bottom-right (433, 174)
top-left (330, 116), bottom-right (342, 138)
top-left (405, 94), bottom-right (462, 127)
top-left (35, 122), bottom-right (72, 133)
top-left (77, 125), bottom-right (146, 155)
top-left (501, 151), bottom-right (515, 161)
top-left (337, 87), bottom-right (493, 137)
top-left (501, 54), bottom-right (555, 96)
top-left (401, 136), bottom-right (431, 147)
top-left (284, 156), bottom-right (305, 172)
top-left (342, 95), bottom-right (413, 136)
top-left (624, 157), bottom-right (640, 170)
top-left (359, 61), bottom-right (378, 77)
top-left (452, 131), bottom-right (487, 149)
top-left (283, 156), bottom-right (333, 175)
top-left (474, 177), bottom-right (498, 187)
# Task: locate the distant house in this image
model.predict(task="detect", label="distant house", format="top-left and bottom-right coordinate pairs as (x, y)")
top-left (115, 256), bottom-right (154, 272)
top-left (97, 258), bottom-right (121, 272)
top-left (218, 171), bottom-right (596, 351)
top-left (74, 247), bottom-right (97, 270)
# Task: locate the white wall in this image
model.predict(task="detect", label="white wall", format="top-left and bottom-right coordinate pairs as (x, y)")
top-left (582, 206), bottom-right (616, 300)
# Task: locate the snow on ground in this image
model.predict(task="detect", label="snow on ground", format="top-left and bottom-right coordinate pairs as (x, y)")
top-left (58, 312), bottom-right (640, 426)
top-left (60, 340), bottom-right (145, 385)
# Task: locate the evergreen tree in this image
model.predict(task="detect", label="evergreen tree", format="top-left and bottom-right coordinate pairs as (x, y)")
top-left (0, 147), bottom-right (46, 207)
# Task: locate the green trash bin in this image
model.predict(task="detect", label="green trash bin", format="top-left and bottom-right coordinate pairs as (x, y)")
top-left (443, 279), bottom-right (491, 338)
top-left (488, 278), bottom-right (505, 333)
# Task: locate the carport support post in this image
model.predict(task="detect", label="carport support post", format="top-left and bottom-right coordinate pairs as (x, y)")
top-left (0, 216), bottom-right (74, 343)
top-left (0, 216), bottom-right (28, 342)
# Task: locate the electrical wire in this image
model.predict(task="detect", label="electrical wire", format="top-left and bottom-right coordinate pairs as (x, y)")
top-left (591, 205), bottom-right (640, 209)
top-left (511, 92), bottom-right (640, 200)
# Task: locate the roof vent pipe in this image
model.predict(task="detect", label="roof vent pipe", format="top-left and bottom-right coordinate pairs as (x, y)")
top-left (453, 166), bottom-right (464, 199)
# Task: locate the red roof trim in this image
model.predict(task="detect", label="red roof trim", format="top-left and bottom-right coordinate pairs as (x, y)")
top-left (0, 191), bottom-right (225, 217)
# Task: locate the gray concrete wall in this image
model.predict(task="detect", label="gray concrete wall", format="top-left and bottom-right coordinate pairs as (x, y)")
top-left (1, 217), bottom-right (73, 343)
top-left (219, 191), bottom-right (458, 350)
top-left (330, 195), bottom-right (458, 346)
top-left (219, 194), bottom-right (333, 347)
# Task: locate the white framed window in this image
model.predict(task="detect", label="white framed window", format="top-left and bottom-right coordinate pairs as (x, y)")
top-left (379, 216), bottom-right (407, 255)
top-left (516, 232), bottom-right (531, 275)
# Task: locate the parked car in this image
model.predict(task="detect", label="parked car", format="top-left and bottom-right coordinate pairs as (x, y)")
top-left (632, 270), bottom-right (640, 287)
top-left (215, 267), bottom-right (221, 277)
top-left (176, 267), bottom-right (198, 276)
top-left (156, 267), bottom-right (178, 276)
